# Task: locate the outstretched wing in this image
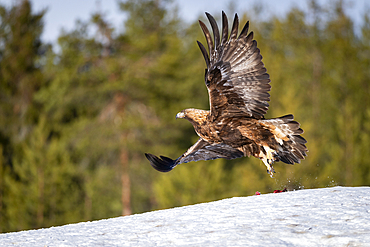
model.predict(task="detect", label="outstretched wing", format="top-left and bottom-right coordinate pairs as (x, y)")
top-left (145, 138), bottom-right (243, 172)
top-left (198, 12), bottom-right (271, 121)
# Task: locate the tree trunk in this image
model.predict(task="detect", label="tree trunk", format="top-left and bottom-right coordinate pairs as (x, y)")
top-left (120, 149), bottom-right (131, 216)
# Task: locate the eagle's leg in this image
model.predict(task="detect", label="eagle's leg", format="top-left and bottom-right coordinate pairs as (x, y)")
top-left (262, 158), bottom-right (275, 178)
top-left (261, 146), bottom-right (277, 178)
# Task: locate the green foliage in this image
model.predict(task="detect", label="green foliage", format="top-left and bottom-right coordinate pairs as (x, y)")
top-left (0, 0), bottom-right (370, 233)
top-left (154, 159), bottom-right (238, 209)
top-left (4, 116), bottom-right (83, 230)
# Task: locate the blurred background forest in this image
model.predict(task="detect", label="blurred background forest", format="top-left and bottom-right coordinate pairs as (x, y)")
top-left (1, 0), bottom-right (370, 233)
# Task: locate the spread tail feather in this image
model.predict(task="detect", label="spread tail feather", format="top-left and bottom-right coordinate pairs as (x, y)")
top-left (276, 115), bottom-right (307, 164)
top-left (262, 114), bottom-right (308, 165)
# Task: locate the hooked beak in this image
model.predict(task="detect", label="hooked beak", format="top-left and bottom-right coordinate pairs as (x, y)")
top-left (176, 111), bottom-right (185, 119)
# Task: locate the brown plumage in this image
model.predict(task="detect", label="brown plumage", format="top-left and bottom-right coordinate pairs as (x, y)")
top-left (145, 12), bottom-right (307, 177)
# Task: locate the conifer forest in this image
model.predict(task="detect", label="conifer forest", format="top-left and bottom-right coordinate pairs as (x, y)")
top-left (1, 0), bottom-right (370, 232)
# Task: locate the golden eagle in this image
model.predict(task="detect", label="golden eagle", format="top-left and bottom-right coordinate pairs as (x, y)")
top-left (145, 12), bottom-right (307, 177)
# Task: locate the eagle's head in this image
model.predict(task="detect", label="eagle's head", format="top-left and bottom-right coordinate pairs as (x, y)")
top-left (176, 109), bottom-right (209, 123)
top-left (175, 110), bottom-right (186, 119)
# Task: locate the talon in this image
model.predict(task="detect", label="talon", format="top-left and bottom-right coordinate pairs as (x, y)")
top-left (267, 164), bottom-right (275, 178)
top-left (260, 146), bottom-right (277, 177)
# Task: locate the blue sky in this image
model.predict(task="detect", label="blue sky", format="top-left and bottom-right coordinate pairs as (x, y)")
top-left (1, 0), bottom-right (368, 43)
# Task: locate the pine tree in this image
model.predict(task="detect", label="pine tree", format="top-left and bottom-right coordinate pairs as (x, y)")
top-left (0, 0), bottom-right (46, 232)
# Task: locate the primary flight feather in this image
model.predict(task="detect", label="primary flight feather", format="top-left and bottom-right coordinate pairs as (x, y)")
top-left (145, 12), bottom-right (307, 177)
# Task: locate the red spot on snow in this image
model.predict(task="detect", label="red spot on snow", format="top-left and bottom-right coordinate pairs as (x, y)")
top-left (273, 188), bottom-right (287, 193)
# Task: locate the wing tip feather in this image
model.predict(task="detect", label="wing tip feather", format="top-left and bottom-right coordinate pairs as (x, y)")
top-left (145, 153), bottom-right (176, 172)
top-left (205, 12), bottom-right (220, 48)
top-left (238, 20), bottom-right (250, 39)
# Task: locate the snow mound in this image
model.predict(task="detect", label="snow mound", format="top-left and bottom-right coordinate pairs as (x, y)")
top-left (1, 186), bottom-right (370, 246)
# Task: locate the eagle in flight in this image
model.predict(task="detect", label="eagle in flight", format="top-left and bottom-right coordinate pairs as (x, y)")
top-left (145, 12), bottom-right (307, 177)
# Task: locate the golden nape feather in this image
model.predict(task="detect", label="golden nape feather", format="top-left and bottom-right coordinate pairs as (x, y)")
top-left (145, 12), bottom-right (307, 177)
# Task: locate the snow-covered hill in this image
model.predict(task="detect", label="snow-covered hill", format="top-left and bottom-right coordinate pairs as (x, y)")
top-left (1, 186), bottom-right (369, 246)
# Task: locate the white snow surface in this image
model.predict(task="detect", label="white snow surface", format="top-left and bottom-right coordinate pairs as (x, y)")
top-left (1, 186), bottom-right (370, 246)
